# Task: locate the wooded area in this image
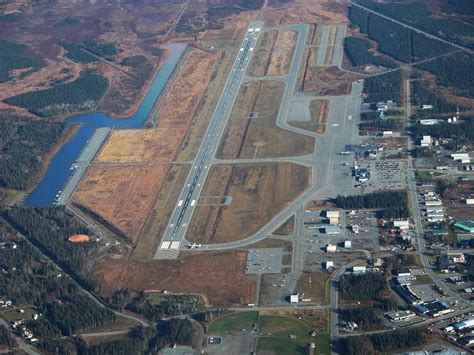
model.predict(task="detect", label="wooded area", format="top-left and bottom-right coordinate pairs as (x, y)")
top-left (5, 206), bottom-right (96, 290)
top-left (339, 272), bottom-right (388, 301)
top-left (4, 71), bottom-right (108, 116)
top-left (0, 120), bottom-right (65, 190)
top-left (0, 39), bottom-right (40, 83)
top-left (363, 70), bottom-right (402, 102)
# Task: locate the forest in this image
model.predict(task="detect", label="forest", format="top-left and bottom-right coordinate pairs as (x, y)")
top-left (411, 81), bottom-right (458, 116)
top-left (359, 112), bottom-right (402, 131)
top-left (349, 4), bottom-right (455, 64)
top-left (5, 206), bottom-right (96, 290)
top-left (340, 328), bottom-right (425, 354)
top-left (417, 53), bottom-right (474, 98)
top-left (334, 190), bottom-right (408, 210)
top-left (4, 71), bottom-right (108, 116)
top-left (61, 42), bottom-right (98, 63)
top-left (0, 222), bottom-right (116, 348)
top-left (363, 70), bottom-right (402, 102)
top-left (340, 308), bottom-right (384, 330)
top-left (344, 37), bottom-right (395, 68)
top-left (0, 325), bottom-right (16, 350)
top-left (339, 272), bottom-right (388, 301)
top-left (356, 0), bottom-right (473, 49)
top-left (0, 120), bottom-right (65, 190)
top-left (0, 39), bottom-right (40, 83)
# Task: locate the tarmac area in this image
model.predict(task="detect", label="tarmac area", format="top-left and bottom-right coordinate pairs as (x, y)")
top-left (246, 248), bottom-right (283, 274)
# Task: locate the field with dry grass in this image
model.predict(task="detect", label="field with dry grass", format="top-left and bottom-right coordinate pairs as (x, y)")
top-left (248, 30), bottom-right (296, 77)
top-left (217, 80), bottom-right (314, 158)
top-left (92, 251), bottom-right (256, 307)
top-left (186, 163), bottom-right (310, 244)
top-left (72, 164), bottom-right (170, 242)
top-left (96, 128), bottom-right (182, 163)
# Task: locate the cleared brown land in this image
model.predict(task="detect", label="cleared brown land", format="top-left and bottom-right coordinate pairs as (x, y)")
top-left (273, 216), bottom-right (295, 235)
top-left (186, 163), bottom-right (310, 244)
top-left (93, 251), bottom-right (255, 307)
top-left (154, 48), bottom-right (216, 130)
top-left (96, 128), bottom-right (182, 163)
top-left (304, 66), bottom-right (362, 95)
top-left (296, 271), bottom-right (331, 305)
top-left (132, 164), bottom-right (190, 260)
top-left (217, 80), bottom-right (314, 159)
top-left (248, 30), bottom-right (296, 77)
top-left (72, 164), bottom-right (169, 243)
top-left (289, 99), bottom-right (329, 133)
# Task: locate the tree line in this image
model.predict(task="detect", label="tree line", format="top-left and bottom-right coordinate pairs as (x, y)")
top-left (344, 37), bottom-right (395, 68)
top-left (334, 190), bottom-right (409, 210)
top-left (4, 70), bottom-right (108, 117)
top-left (412, 119), bottom-right (474, 145)
top-left (0, 119), bottom-right (65, 190)
top-left (0, 39), bottom-right (40, 83)
top-left (411, 81), bottom-right (458, 116)
top-left (363, 70), bottom-right (402, 102)
top-left (339, 272), bottom-right (388, 301)
top-left (340, 327), bottom-right (426, 354)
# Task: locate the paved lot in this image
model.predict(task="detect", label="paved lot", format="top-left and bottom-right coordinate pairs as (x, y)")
top-left (246, 248), bottom-right (283, 274)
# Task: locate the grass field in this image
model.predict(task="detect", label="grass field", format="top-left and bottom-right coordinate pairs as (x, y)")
top-left (96, 128), bottom-right (182, 163)
top-left (273, 216), bottom-right (295, 235)
top-left (259, 315), bottom-right (308, 334)
top-left (256, 336), bottom-right (308, 355)
top-left (208, 311), bottom-right (259, 333)
top-left (217, 80), bottom-right (314, 159)
top-left (186, 163), bottom-right (310, 244)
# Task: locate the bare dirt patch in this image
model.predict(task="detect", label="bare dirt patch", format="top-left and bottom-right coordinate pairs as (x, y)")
top-left (72, 164), bottom-right (169, 243)
top-left (96, 128), bottom-right (182, 163)
top-left (92, 251), bottom-right (256, 307)
top-left (217, 80), bottom-right (314, 159)
top-left (186, 163), bottom-right (310, 244)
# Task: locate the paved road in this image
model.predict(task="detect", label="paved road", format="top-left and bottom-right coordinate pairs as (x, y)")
top-left (155, 21), bottom-right (264, 257)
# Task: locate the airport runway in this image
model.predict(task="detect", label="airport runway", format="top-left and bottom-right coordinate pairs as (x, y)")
top-left (155, 21), bottom-right (264, 257)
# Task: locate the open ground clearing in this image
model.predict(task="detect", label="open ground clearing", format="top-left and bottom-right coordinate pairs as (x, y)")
top-left (302, 65), bottom-right (362, 95)
top-left (93, 251), bottom-right (255, 307)
top-left (96, 128), bottom-right (182, 163)
top-left (248, 30), bottom-right (296, 77)
top-left (259, 315), bottom-right (308, 334)
top-left (289, 99), bottom-right (329, 133)
top-left (295, 271), bottom-right (331, 305)
top-left (273, 216), bottom-right (295, 235)
top-left (217, 80), bottom-right (314, 159)
top-left (72, 164), bottom-right (170, 243)
top-left (186, 163), bottom-right (310, 244)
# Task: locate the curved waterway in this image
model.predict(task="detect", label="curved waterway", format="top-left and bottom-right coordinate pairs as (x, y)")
top-left (25, 43), bottom-right (187, 206)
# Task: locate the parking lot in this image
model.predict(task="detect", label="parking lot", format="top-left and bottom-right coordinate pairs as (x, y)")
top-left (245, 248), bottom-right (283, 274)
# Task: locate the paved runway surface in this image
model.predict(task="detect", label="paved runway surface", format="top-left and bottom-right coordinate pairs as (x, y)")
top-left (155, 21), bottom-right (264, 257)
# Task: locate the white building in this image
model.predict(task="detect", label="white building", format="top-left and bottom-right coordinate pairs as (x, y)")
top-left (425, 199), bottom-right (443, 206)
top-left (465, 198), bottom-right (474, 205)
top-left (419, 119), bottom-right (439, 125)
top-left (393, 220), bottom-right (409, 230)
top-left (344, 240), bottom-right (352, 249)
top-left (326, 244), bottom-right (337, 253)
top-left (352, 266), bottom-right (367, 274)
top-left (325, 261), bottom-right (334, 269)
top-left (290, 294), bottom-right (299, 303)
top-left (420, 135), bottom-right (432, 147)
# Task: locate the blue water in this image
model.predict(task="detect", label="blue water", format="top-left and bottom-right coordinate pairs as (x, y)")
top-left (25, 43), bottom-right (187, 206)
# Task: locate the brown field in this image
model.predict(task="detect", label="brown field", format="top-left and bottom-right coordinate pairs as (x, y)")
top-left (96, 128), bottom-right (182, 163)
top-left (303, 66), bottom-right (363, 95)
top-left (217, 80), bottom-right (314, 159)
top-left (153, 48), bottom-right (216, 131)
top-left (289, 99), bottom-right (329, 133)
top-left (92, 251), bottom-right (256, 307)
top-left (296, 271), bottom-right (332, 305)
top-left (72, 164), bottom-right (170, 242)
top-left (248, 30), bottom-right (296, 77)
top-left (273, 216), bottom-right (295, 235)
top-left (186, 163), bottom-right (310, 244)
top-left (132, 164), bottom-right (190, 260)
